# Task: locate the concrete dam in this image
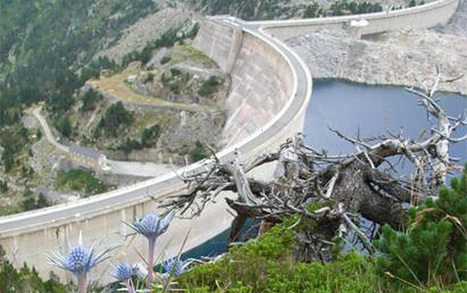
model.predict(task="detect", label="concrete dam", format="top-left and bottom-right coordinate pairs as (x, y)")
top-left (0, 0), bottom-right (460, 282)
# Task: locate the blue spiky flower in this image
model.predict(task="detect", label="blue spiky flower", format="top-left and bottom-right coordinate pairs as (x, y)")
top-left (126, 212), bottom-right (174, 241)
top-left (163, 256), bottom-right (185, 277)
top-left (64, 246), bottom-right (95, 274)
top-left (111, 263), bottom-right (137, 281)
top-left (47, 238), bottom-right (116, 276)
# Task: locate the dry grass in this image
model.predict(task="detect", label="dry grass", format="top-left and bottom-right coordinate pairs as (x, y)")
top-left (169, 44), bottom-right (219, 68)
top-left (88, 69), bottom-right (208, 112)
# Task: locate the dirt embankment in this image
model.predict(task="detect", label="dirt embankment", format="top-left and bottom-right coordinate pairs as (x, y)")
top-left (288, 1), bottom-right (467, 95)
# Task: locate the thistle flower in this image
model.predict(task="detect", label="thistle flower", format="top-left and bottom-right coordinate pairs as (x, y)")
top-left (163, 256), bottom-right (186, 277)
top-left (161, 256), bottom-right (190, 290)
top-left (124, 211), bottom-right (175, 289)
top-left (127, 212), bottom-right (174, 241)
top-left (47, 235), bottom-right (116, 293)
top-left (111, 263), bottom-right (137, 281)
top-left (111, 263), bottom-right (137, 293)
top-left (63, 245), bottom-right (96, 274)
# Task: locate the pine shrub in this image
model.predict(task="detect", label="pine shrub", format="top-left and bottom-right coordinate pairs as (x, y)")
top-left (375, 165), bottom-right (467, 288)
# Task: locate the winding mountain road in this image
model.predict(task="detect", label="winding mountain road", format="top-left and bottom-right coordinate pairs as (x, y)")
top-left (32, 107), bottom-right (69, 153)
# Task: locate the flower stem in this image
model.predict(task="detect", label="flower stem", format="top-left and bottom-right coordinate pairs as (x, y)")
top-left (126, 280), bottom-right (135, 293)
top-left (78, 273), bottom-right (88, 293)
top-left (147, 238), bottom-right (156, 289)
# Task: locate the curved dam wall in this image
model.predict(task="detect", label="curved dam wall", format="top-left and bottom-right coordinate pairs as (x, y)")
top-left (0, 19), bottom-right (304, 282)
top-left (255, 0), bottom-right (460, 41)
top-left (194, 21), bottom-right (294, 146)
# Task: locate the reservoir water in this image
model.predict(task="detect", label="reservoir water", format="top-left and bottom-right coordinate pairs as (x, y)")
top-left (182, 79), bottom-right (467, 260)
top-left (305, 79), bottom-right (466, 162)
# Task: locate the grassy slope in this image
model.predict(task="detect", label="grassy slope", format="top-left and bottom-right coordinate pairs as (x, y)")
top-left (177, 218), bottom-right (467, 293)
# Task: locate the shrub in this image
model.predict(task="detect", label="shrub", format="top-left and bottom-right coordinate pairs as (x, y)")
top-left (80, 88), bottom-right (103, 112)
top-left (189, 141), bottom-right (208, 162)
top-left (0, 125), bottom-right (31, 172)
top-left (145, 72), bottom-right (155, 83)
top-left (0, 180), bottom-right (8, 192)
top-left (117, 138), bottom-right (143, 154)
top-left (303, 3), bottom-right (323, 18)
top-left (161, 68), bottom-right (191, 94)
top-left (178, 217), bottom-right (416, 293)
top-left (198, 76), bottom-right (221, 98)
top-left (155, 26), bottom-right (182, 48)
top-left (141, 124), bottom-right (161, 147)
top-left (186, 23), bottom-right (201, 39)
top-left (20, 189), bottom-right (51, 212)
top-left (375, 166), bottom-right (467, 288)
top-left (116, 125), bottom-right (161, 153)
top-left (160, 55), bottom-right (172, 65)
top-left (55, 115), bottom-right (72, 138)
top-left (55, 169), bottom-right (106, 197)
top-left (97, 102), bottom-right (133, 137)
top-left (0, 246), bottom-right (72, 293)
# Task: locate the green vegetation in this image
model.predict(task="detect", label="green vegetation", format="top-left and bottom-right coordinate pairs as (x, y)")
top-left (375, 167), bottom-right (467, 289)
top-left (122, 23), bottom-right (200, 67)
top-left (35, 128), bottom-right (42, 140)
top-left (303, 3), bottom-right (325, 18)
top-left (160, 55), bottom-right (172, 65)
top-left (142, 125), bottom-right (162, 147)
top-left (55, 169), bottom-right (106, 197)
top-left (193, 0), bottom-right (297, 20)
top-left (117, 124), bottom-right (161, 153)
top-left (0, 0), bottom-right (159, 210)
top-left (0, 125), bottom-right (31, 172)
top-left (80, 88), bottom-right (104, 112)
top-left (178, 215), bottom-right (466, 292)
top-left (0, 0), bottom-right (158, 125)
top-left (198, 76), bottom-right (222, 98)
top-left (0, 180), bottom-right (8, 192)
top-left (192, 0), bottom-right (383, 20)
top-left (190, 141), bottom-right (208, 162)
top-left (0, 188), bottom-right (52, 216)
top-left (329, 0), bottom-right (382, 16)
top-left (55, 115), bottom-right (72, 138)
top-left (161, 68), bottom-right (192, 94)
top-left (0, 247), bottom-right (72, 293)
top-left (117, 138), bottom-right (145, 154)
top-left (97, 102), bottom-right (133, 137)
top-left (20, 189), bottom-right (51, 212)
top-left (145, 72), bottom-right (155, 83)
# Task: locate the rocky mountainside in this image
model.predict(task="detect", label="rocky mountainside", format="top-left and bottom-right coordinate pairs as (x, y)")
top-left (289, 0), bottom-right (467, 94)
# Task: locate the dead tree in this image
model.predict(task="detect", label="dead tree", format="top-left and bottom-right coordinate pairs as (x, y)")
top-left (162, 70), bottom-right (466, 263)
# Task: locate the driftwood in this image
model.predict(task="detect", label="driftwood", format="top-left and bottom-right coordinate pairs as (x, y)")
top-left (162, 70), bottom-right (466, 262)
